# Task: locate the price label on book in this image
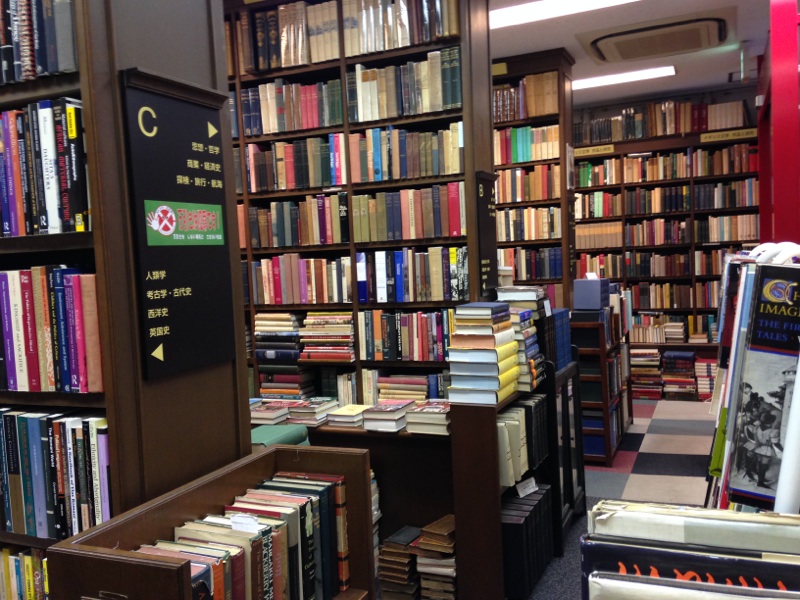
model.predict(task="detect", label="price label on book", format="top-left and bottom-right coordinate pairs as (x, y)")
top-left (516, 477), bottom-right (538, 498)
top-left (122, 70), bottom-right (235, 379)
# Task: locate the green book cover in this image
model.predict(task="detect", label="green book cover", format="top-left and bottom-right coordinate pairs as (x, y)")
top-left (15, 415), bottom-right (36, 536)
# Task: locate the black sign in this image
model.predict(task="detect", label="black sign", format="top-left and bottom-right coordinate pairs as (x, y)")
top-left (122, 70), bottom-right (235, 379)
top-left (476, 170), bottom-right (499, 298)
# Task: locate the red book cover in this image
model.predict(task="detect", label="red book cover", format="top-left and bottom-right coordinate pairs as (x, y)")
top-left (18, 270), bottom-right (40, 391)
top-left (284, 143), bottom-right (296, 190)
top-left (300, 85), bottom-right (310, 130)
top-left (316, 195), bottom-right (327, 245)
top-left (700, 103), bottom-right (708, 131)
top-left (348, 133), bottom-right (361, 183)
top-left (324, 196), bottom-right (333, 245)
top-left (271, 256), bottom-right (283, 304)
top-left (447, 182), bottom-right (461, 236)
top-left (310, 83), bottom-right (320, 130)
top-left (400, 190), bottom-right (411, 239)
top-left (334, 133), bottom-right (343, 185)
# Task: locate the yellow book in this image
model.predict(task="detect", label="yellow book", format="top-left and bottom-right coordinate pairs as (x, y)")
top-left (448, 340), bottom-right (519, 364)
top-left (23, 553), bottom-right (33, 600)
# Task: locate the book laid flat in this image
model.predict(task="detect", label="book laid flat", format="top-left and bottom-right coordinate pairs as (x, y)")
top-left (453, 301), bottom-right (509, 317)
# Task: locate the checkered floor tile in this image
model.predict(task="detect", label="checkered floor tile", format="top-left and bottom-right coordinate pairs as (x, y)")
top-left (585, 399), bottom-right (716, 506)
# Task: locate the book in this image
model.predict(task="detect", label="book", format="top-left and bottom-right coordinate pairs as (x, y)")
top-left (454, 301), bottom-right (509, 318)
top-left (448, 380), bottom-right (518, 405)
top-left (447, 340), bottom-right (518, 363)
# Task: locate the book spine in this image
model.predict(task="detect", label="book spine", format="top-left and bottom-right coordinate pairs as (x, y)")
top-left (26, 416), bottom-right (47, 538)
top-left (15, 415), bottom-right (35, 536)
top-left (53, 268), bottom-right (76, 392)
top-left (0, 414), bottom-right (11, 532)
top-left (52, 419), bottom-right (68, 538)
top-left (18, 271), bottom-right (39, 391)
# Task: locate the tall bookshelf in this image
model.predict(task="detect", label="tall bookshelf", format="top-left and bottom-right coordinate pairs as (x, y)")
top-left (0, 0), bottom-right (249, 562)
top-left (491, 49), bottom-right (575, 309)
top-left (573, 128), bottom-right (759, 361)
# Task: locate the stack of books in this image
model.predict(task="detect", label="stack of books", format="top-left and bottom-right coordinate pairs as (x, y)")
top-left (377, 374), bottom-right (430, 403)
top-left (630, 348), bottom-right (663, 400)
top-left (257, 363), bottom-right (316, 401)
top-left (695, 357), bottom-right (718, 401)
top-left (447, 302), bottom-right (520, 405)
top-left (299, 312), bottom-right (355, 362)
top-left (413, 515), bottom-right (457, 599)
top-left (286, 396), bottom-right (340, 426)
top-left (363, 399), bottom-right (415, 432)
top-left (661, 350), bottom-right (697, 401)
top-left (510, 306), bottom-right (545, 392)
top-left (405, 401), bottom-right (451, 435)
top-left (253, 312), bottom-right (302, 361)
top-left (250, 400), bottom-right (291, 425)
top-left (663, 319), bottom-right (686, 343)
top-left (326, 403), bottom-right (369, 427)
top-left (378, 525), bottom-right (422, 599)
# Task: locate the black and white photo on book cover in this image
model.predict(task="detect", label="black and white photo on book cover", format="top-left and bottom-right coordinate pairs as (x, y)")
top-left (729, 264), bottom-right (800, 507)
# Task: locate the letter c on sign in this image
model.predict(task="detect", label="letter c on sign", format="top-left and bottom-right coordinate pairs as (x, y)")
top-left (138, 106), bottom-right (157, 137)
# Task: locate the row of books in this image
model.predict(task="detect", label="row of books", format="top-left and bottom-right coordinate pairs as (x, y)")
top-left (0, 99), bottom-right (88, 236)
top-left (357, 309), bottom-right (451, 362)
top-left (0, 546), bottom-right (46, 600)
top-left (494, 164), bottom-right (561, 204)
top-left (360, 370), bottom-right (449, 406)
top-left (695, 248), bottom-right (733, 276)
top-left (695, 214), bottom-right (759, 243)
top-left (629, 314), bottom-right (717, 345)
top-left (624, 218), bottom-right (689, 247)
top-left (0, 268), bottom-right (101, 394)
top-left (572, 99), bottom-right (749, 145)
top-left (622, 151), bottom-right (690, 183)
top-left (509, 307), bottom-right (546, 393)
top-left (496, 205), bottom-right (562, 243)
top-left (695, 179), bottom-right (759, 210)
top-left (576, 253), bottom-right (623, 280)
top-left (237, 78), bottom-right (344, 137)
top-left (693, 143), bottom-right (758, 176)
top-left (624, 185), bottom-right (690, 215)
top-left (300, 312), bottom-right (355, 363)
top-left (493, 124), bottom-right (560, 166)
top-left (694, 280), bottom-right (720, 309)
top-left (137, 468), bottom-right (353, 600)
top-left (624, 251), bottom-right (691, 278)
top-left (497, 403), bottom-right (536, 488)
top-left (631, 282), bottom-right (693, 310)
top-left (0, 0), bottom-right (77, 83)
top-left (0, 408), bottom-right (109, 540)
top-left (351, 47), bottom-right (462, 123)
top-left (576, 158), bottom-right (620, 188)
top-left (351, 181), bottom-right (466, 243)
top-left (497, 247), bottom-right (563, 282)
top-left (249, 254), bottom-right (353, 306)
top-left (629, 346), bottom-right (662, 397)
top-left (240, 194), bottom-right (350, 250)
top-left (574, 192), bottom-right (622, 220)
top-left (575, 221), bottom-right (623, 250)
top-left (491, 71), bottom-right (560, 124)
top-left (356, 246), bottom-right (469, 304)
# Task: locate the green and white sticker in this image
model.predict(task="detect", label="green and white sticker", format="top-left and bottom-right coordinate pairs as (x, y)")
top-left (144, 199), bottom-right (225, 246)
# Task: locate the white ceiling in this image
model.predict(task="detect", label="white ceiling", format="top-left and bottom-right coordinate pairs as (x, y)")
top-left (489, 0), bottom-right (770, 108)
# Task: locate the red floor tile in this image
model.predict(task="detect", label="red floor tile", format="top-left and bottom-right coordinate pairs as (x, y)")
top-left (585, 449), bottom-right (638, 474)
top-left (633, 403), bottom-right (657, 419)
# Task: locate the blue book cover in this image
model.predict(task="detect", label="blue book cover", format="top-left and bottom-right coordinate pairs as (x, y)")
top-left (249, 88), bottom-right (262, 136)
top-left (371, 128), bottom-right (382, 182)
top-left (1, 114), bottom-right (17, 237)
top-left (228, 91), bottom-right (238, 139)
top-left (53, 267), bottom-right (79, 393)
top-left (328, 133), bottom-right (336, 186)
top-left (239, 89), bottom-right (251, 136)
top-left (26, 413), bottom-right (49, 538)
top-left (15, 415), bottom-right (36, 536)
top-left (432, 186), bottom-right (442, 237)
top-left (356, 252), bottom-right (368, 303)
top-left (394, 251), bottom-right (404, 303)
top-left (0, 273), bottom-right (15, 390)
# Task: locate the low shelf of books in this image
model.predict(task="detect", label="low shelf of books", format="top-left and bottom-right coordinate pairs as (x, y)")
top-left (573, 123), bottom-right (759, 404)
top-left (491, 49), bottom-right (575, 310)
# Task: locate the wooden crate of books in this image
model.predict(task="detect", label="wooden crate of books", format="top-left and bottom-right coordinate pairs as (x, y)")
top-left (47, 445), bottom-right (375, 600)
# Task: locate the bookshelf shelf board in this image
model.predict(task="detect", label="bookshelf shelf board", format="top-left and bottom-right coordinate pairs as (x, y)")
top-left (332, 589), bottom-right (368, 600)
top-left (494, 157), bottom-right (561, 170)
top-left (624, 211), bottom-right (691, 220)
top-left (629, 243), bottom-right (691, 251)
top-left (350, 174), bottom-right (464, 192)
top-left (496, 198), bottom-right (561, 209)
top-left (348, 108), bottom-right (464, 132)
top-left (581, 400), bottom-right (605, 410)
top-left (344, 39), bottom-right (462, 67)
top-left (694, 273), bottom-right (724, 280)
top-left (238, 59), bottom-right (341, 83)
top-left (359, 360), bottom-right (448, 369)
top-left (575, 215), bottom-right (623, 223)
top-left (0, 231), bottom-right (94, 254)
top-left (354, 236), bottom-right (467, 250)
top-left (250, 186), bottom-right (346, 200)
top-left (357, 300), bottom-right (461, 310)
top-left (630, 342), bottom-right (719, 349)
top-left (631, 307), bottom-right (694, 313)
top-left (0, 72), bottom-right (81, 111)
top-left (493, 114), bottom-right (559, 128)
top-left (575, 128), bottom-right (757, 151)
top-left (583, 453), bottom-right (612, 464)
top-left (695, 307), bottom-right (718, 312)
top-left (623, 177), bottom-right (691, 187)
top-left (312, 424), bottom-right (451, 441)
top-left (251, 243), bottom-right (351, 256)
top-left (575, 184), bottom-right (622, 193)
top-left (625, 275), bottom-right (692, 282)
top-left (242, 124), bottom-right (344, 144)
top-left (694, 240), bottom-right (758, 247)
top-left (580, 374), bottom-right (603, 383)
top-left (253, 302), bottom-right (353, 311)
top-left (0, 531), bottom-right (55, 550)
top-left (575, 245), bottom-right (624, 253)
top-left (297, 359), bottom-right (356, 365)
top-left (694, 205), bottom-right (760, 215)
top-left (693, 171), bottom-right (759, 183)
top-left (494, 391), bottom-right (522, 413)
top-left (497, 238), bottom-right (561, 248)
top-left (0, 391), bottom-right (105, 408)
top-left (582, 427), bottom-right (605, 436)
top-left (514, 278), bottom-right (563, 285)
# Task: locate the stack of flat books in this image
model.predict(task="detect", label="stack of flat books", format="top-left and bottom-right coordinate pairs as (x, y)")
top-left (695, 357), bottom-right (717, 401)
top-left (258, 363), bottom-right (317, 401)
top-left (326, 403), bottom-right (369, 428)
top-left (447, 302), bottom-right (520, 405)
top-left (377, 374), bottom-right (430, 403)
top-left (253, 312), bottom-right (302, 361)
top-left (363, 399), bottom-right (415, 432)
top-left (405, 401), bottom-right (451, 436)
top-left (413, 514), bottom-right (457, 600)
top-left (662, 350), bottom-right (697, 401)
top-left (630, 348), bottom-right (663, 401)
top-left (285, 396), bottom-right (340, 426)
top-left (299, 312), bottom-right (355, 362)
top-left (250, 400), bottom-right (291, 425)
top-left (664, 319), bottom-right (686, 343)
top-left (510, 306), bottom-right (545, 392)
top-left (378, 525), bottom-right (422, 599)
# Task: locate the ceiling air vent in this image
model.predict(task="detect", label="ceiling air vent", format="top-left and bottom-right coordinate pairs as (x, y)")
top-left (590, 18), bottom-right (728, 63)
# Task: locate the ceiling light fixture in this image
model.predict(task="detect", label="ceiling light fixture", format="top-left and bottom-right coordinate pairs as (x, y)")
top-left (490, 0), bottom-right (641, 30)
top-left (572, 66), bottom-right (677, 90)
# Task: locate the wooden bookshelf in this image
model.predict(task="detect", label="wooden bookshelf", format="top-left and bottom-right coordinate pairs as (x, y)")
top-left (48, 445), bottom-right (374, 600)
top-left (0, 0), bottom-right (249, 562)
top-left (492, 49), bottom-right (575, 310)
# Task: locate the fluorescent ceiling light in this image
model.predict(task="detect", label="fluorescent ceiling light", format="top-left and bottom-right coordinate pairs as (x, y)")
top-left (572, 66), bottom-right (677, 90)
top-left (490, 0), bottom-right (640, 30)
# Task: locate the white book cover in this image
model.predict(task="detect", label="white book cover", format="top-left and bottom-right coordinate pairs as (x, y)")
top-left (36, 101), bottom-right (62, 234)
top-left (375, 250), bottom-right (387, 302)
top-left (6, 271), bottom-right (27, 392)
